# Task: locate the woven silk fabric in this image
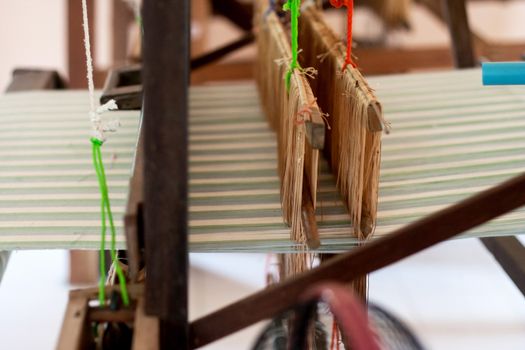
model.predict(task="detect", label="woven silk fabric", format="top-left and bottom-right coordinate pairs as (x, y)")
top-left (1, 69), bottom-right (525, 252)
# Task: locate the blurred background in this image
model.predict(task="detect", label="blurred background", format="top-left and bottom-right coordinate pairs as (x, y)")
top-left (1, 1), bottom-right (525, 349)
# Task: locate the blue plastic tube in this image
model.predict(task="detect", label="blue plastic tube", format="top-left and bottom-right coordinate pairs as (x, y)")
top-left (482, 62), bottom-right (525, 85)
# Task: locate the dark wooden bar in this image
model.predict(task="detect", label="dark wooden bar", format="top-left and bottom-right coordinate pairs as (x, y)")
top-left (190, 172), bottom-right (525, 348)
top-left (191, 33), bottom-right (254, 71)
top-left (7, 69), bottom-right (65, 92)
top-left (142, 0), bottom-right (190, 348)
top-left (211, 0), bottom-right (253, 31)
top-left (481, 237), bottom-right (525, 297)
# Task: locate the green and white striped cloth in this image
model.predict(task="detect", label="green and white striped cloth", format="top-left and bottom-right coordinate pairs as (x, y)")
top-left (1, 68), bottom-right (524, 252)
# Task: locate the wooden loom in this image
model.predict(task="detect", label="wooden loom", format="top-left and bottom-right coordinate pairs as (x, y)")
top-left (3, 0), bottom-right (525, 349)
top-left (63, 0), bottom-right (525, 348)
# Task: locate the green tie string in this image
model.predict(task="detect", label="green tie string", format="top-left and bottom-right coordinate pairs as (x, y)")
top-left (91, 137), bottom-right (130, 307)
top-left (283, 0), bottom-right (301, 91)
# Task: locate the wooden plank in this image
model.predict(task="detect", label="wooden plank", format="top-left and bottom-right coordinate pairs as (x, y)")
top-left (189, 172), bottom-right (525, 348)
top-left (481, 236), bottom-right (525, 298)
top-left (132, 297), bottom-right (160, 350)
top-left (305, 108), bottom-right (326, 150)
top-left (56, 296), bottom-right (91, 350)
top-left (191, 46), bottom-right (454, 85)
top-left (69, 250), bottom-right (99, 284)
top-left (355, 46), bottom-right (453, 74)
top-left (142, 0), bottom-right (190, 348)
top-left (89, 307), bottom-right (136, 323)
top-left (69, 283), bottom-right (143, 299)
top-left (100, 66), bottom-right (142, 110)
top-left (7, 69), bottom-right (64, 92)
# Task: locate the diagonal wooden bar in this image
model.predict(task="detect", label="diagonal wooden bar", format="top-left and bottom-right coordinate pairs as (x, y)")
top-left (481, 236), bottom-right (525, 298)
top-left (190, 172), bottom-right (525, 348)
top-left (442, 0), bottom-right (476, 68)
top-left (191, 32), bottom-right (255, 71)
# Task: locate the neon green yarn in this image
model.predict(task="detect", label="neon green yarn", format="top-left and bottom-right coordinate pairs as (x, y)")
top-left (91, 137), bottom-right (130, 307)
top-left (283, 0), bottom-right (301, 91)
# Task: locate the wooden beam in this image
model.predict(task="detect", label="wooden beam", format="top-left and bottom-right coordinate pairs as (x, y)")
top-left (142, 0), bottom-right (190, 348)
top-left (190, 172), bottom-right (525, 348)
top-left (132, 297), bottom-right (160, 350)
top-left (481, 236), bottom-right (525, 297)
top-left (354, 46), bottom-right (454, 74)
top-left (190, 46), bottom-right (455, 85)
top-left (191, 33), bottom-right (255, 71)
top-left (441, 0), bottom-right (476, 68)
top-left (211, 0), bottom-right (253, 31)
top-left (57, 296), bottom-right (91, 350)
top-left (7, 69), bottom-right (65, 91)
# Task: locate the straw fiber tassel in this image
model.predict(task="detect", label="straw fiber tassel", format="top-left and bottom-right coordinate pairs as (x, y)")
top-left (298, 5), bottom-right (386, 239)
top-left (256, 9), bottom-right (324, 246)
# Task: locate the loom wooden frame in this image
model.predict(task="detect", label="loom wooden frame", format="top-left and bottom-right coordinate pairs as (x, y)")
top-left (28, 0), bottom-right (524, 348)
top-left (128, 0), bottom-right (525, 348)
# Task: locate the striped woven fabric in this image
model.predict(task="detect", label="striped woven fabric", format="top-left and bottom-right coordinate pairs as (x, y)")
top-left (1, 69), bottom-right (524, 252)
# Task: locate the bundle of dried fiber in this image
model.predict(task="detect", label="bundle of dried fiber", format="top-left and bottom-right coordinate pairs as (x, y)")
top-left (255, 10), bottom-right (325, 248)
top-left (298, 4), bottom-right (386, 239)
top-left (277, 250), bottom-right (313, 278)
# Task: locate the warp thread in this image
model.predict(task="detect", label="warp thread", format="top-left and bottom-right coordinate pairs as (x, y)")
top-left (298, 6), bottom-right (385, 238)
top-left (329, 318), bottom-right (341, 350)
top-left (82, 0), bottom-right (129, 306)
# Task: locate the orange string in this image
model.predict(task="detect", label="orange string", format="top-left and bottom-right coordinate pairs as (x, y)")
top-left (329, 0), bottom-right (356, 71)
top-left (329, 318), bottom-right (337, 350)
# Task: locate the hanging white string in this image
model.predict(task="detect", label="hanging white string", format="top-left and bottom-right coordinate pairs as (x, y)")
top-left (81, 0), bottom-right (130, 306)
top-left (81, 0), bottom-right (119, 142)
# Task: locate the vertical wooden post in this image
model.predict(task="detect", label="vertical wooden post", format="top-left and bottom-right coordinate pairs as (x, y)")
top-left (142, 0), bottom-right (190, 348)
top-left (442, 0), bottom-right (476, 68)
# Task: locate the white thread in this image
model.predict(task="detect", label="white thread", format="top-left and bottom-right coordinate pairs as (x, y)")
top-left (81, 0), bottom-right (96, 119)
top-left (96, 99), bottom-right (118, 115)
top-left (82, 0), bottom-right (119, 141)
